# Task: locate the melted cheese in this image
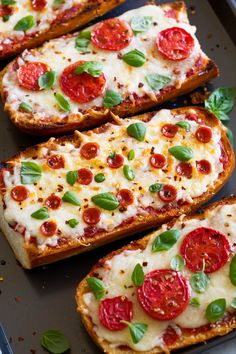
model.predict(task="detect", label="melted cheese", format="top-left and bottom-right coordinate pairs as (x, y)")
top-left (83, 203), bottom-right (236, 351)
top-left (2, 5), bottom-right (206, 119)
top-left (2, 109), bottom-right (223, 250)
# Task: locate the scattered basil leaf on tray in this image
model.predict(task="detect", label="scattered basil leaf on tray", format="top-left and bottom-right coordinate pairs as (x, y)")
top-left (145, 73), bottom-right (171, 91)
top-left (168, 146), bottom-right (193, 162)
top-left (74, 61), bottom-right (103, 77)
top-left (205, 298), bottom-right (226, 322)
top-left (127, 122), bottom-right (146, 141)
top-left (152, 229), bottom-right (180, 252)
top-left (31, 207), bottom-right (49, 220)
top-left (66, 171), bottom-right (78, 186)
top-left (54, 93), bottom-right (71, 112)
top-left (123, 165), bottom-right (135, 181)
top-left (229, 254), bottom-right (236, 285)
top-left (131, 16), bottom-right (152, 33)
top-left (122, 49), bottom-right (146, 67)
top-left (92, 192), bottom-right (119, 210)
top-left (14, 15), bottom-right (35, 31)
top-left (62, 191), bottom-right (81, 206)
top-left (19, 102), bottom-right (33, 113)
top-left (191, 272), bottom-right (209, 294)
top-left (41, 330), bottom-right (70, 354)
top-left (205, 87), bottom-right (236, 122)
top-left (38, 71), bottom-right (56, 90)
top-left (20, 161), bottom-right (42, 184)
top-left (103, 90), bottom-right (122, 108)
top-left (121, 321), bottom-right (148, 344)
top-left (86, 277), bottom-right (105, 300)
top-left (170, 255), bottom-right (185, 271)
top-left (132, 264), bottom-right (144, 286)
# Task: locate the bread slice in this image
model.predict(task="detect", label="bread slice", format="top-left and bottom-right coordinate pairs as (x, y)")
top-left (76, 195), bottom-right (236, 354)
top-left (0, 0), bottom-right (124, 60)
top-left (0, 2), bottom-right (218, 136)
top-left (0, 107), bottom-right (233, 269)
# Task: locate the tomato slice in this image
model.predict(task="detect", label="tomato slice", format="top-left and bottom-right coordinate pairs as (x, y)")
top-left (150, 154), bottom-right (166, 169)
top-left (156, 27), bottom-right (194, 61)
top-left (162, 326), bottom-right (181, 346)
top-left (11, 186), bottom-right (29, 202)
top-left (45, 194), bottom-right (62, 210)
top-left (83, 207), bottom-right (101, 225)
top-left (137, 269), bottom-right (190, 320)
top-left (180, 227), bottom-right (230, 273)
top-left (17, 62), bottom-right (49, 91)
top-left (107, 154), bottom-right (124, 169)
top-left (158, 185), bottom-right (177, 203)
top-left (31, 0), bottom-right (47, 11)
top-left (60, 61), bottom-right (106, 103)
top-left (47, 155), bottom-right (65, 169)
top-left (40, 221), bottom-right (58, 237)
top-left (91, 18), bottom-right (133, 51)
top-left (0, 5), bottom-right (14, 17)
top-left (185, 113), bottom-right (204, 125)
top-left (116, 189), bottom-right (134, 207)
top-left (195, 126), bottom-right (212, 143)
top-left (77, 168), bottom-right (93, 185)
top-left (99, 296), bottom-right (133, 331)
top-left (196, 160), bottom-right (211, 175)
top-left (161, 124), bottom-right (178, 138)
top-left (80, 142), bottom-right (100, 160)
top-left (176, 162), bottom-right (192, 178)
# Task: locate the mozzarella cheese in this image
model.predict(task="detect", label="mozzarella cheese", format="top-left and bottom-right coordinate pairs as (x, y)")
top-left (2, 5), bottom-right (206, 119)
top-left (82, 203), bottom-right (236, 351)
top-left (2, 109), bottom-right (223, 250)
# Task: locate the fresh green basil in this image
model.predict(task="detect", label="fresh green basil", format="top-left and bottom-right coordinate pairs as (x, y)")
top-left (20, 161), bottom-right (42, 184)
top-left (127, 149), bottom-right (135, 161)
top-left (54, 92), bottom-right (71, 112)
top-left (53, 0), bottom-right (64, 6)
top-left (176, 121), bottom-right (191, 131)
top-left (92, 192), bottom-right (119, 210)
top-left (149, 183), bottom-right (163, 193)
top-left (231, 297), bottom-right (236, 309)
top-left (205, 298), bottom-right (226, 322)
top-left (190, 272), bottom-right (209, 294)
top-left (86, 277), bottom-right (105, 300)
top-left (31, 207), bottom-right (49, 220)
top-left (229, 254), bottom-right (236, 286)
top-left (67, 218), bottom-right (79, 228)
top-left (168, 146), bottom-right (193, 161)
top-left (19, 102), bottom-right (33, 113)
top-left (38, 70), bottom-right (56, 90)
top-left (190, 297), bottom-right (201, 308)
top-left (74, 61), bottom-right (103, 77)
top-left (227, 127), bottom-right (234, 146)
top-left (41, 330), bottom-right (70, 354)
top-left (122, 49), bottom-right (146, 67)
top-left (152, 229), bottom-right (181, 252)
top-left (122, 321), bottom-right (148, 344)
top-left (131, 16), bottom-right (152, 33)
top-left (1, 0), bottom-right (15, 5)
top-left (109, 151), bottom-right (116, 159)
top-left (205, 87), bottom-right (236, 122)
top-left (14, 15), bottom-right (35, 31)
top-left (62, 191), bottom-right (81, 206)
top-left (75, 31), bottom-right (91, 52)
top-left (66, 170), bottom-right (78, 186)
top-left (127, 122), bottom-right (146, 141)
top-left (123, 165), bottom-right (135, 181)
top-left (3, 15), bottom-right (10, 22)
top-left (145, 73), bottom-right (172, 91)
top-left (103, 90), bottom-right (123, 108)
top-left (170, 255), bottom-right (185, 271)
top-left (131, 264), bottom-right (144, 286)
top-left (94, 173), bottom-right (105, 183)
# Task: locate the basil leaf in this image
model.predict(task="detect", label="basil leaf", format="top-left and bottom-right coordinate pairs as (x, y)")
top-left (123, 165), bottom-right (135, 181)
top-left (127, 149), bottom-right (135, 161)
top-left (109, 151), bottom-right (116, 159)
top-left (67, 219), bottom-right (79, 228)
top-left (190, 297), bottom-right (201, 308)
top-left (145, 73), bottom-right (172, 91)
top-left (131, 16), bottom-right (152, 33)
top-left (86, 277), bottom-right (105, 300)
top-left (122, 321), bottom-right (148, 344)
top-left (152, 229), bottom-right (180, 252)
top-left (92, 192), bottom-right (119, 210)
top-left (79, 31), bottom-right (91, 40)
top-left (127, 122), bottom-right (146, 141)
top-left (3, 15), bottom-right (10, 22)
top-left (41, 330), bottom-right (70, 354)
top-left (176, 121), bottom-right (191, 131)
top-left (103, 90), bottom-right (123, 108)
top-left (1, 0), bottom-right (15, 5)
top-left (149, 183), bottom-right (163, 193)
top-left (38, 70), bottom-right (56, 90)
top-left (205, 298), bottom-right (226, 322)
top-left (131, 263), bottom-right (144, 286)
top-left (62, 191), bottom-right (81, 206)
top-left (75, 31), bottom-right (91, 52)
top-left (229, 254), bottom-right (236, 285)
top-left (169, 146), bottom-right (193, 161)
top-left (94, 173), bottom-right (105, 183)
top-left (170, 255), bottom-right (185, 271)
top-left (122, 49), bottom-right (146, 67)
top-left (231, 297), bottom-right (236, 309)
top-left (31, 207), bottom-right (49, 220)
top-left (19, 102), bottom-right (33, 113)
top-left (53, 0), bottom-right (64, 5)
top-left (66, 170), bottom-right (78, 186)
top-left (190, 272), bottom-right (209, 294)
top-left (54, 92), bottom-right (71, 112)
top-left (14, 15), bottom-right (35, 31)
top-left (227, 127), bottom-right (234, 146)
top-left (20, 161), bottom-right (42, 184)
top-left (74, 61), bottom-right (103, 77)
top-left (205, 87), bottom-right (236, 121)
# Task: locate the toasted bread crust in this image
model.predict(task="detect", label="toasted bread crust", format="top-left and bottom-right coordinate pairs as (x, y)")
top-left (76, 195), bottom-right (236, 354)
top-left (0, 2), bottom-right (219, 136)
top-left (0, 107), bottom-right (234, 269)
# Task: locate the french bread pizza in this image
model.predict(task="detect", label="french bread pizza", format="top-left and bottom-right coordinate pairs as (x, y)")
top-left (77, 195), bottom-right (236, 353)
top-left (0, 2), bottom-right (218, 135)
top-left (0, 0), bottom-right (124, 59)
top-left (0, 107), bottom-right (234, 269)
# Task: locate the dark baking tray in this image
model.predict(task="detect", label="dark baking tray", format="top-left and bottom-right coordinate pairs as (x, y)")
top-left (0, 1), bottom-right (236, 353)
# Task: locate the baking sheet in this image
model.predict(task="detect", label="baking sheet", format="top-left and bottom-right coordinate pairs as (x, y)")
top-left (0, 0), bottom-right (236, 353)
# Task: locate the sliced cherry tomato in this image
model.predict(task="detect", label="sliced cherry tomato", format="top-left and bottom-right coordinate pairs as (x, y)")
top-left (180, 227), bottom-right (230, 273)
top-left (83, 207), bottom-right (101, 225)
top-left (117, 189), bottom-right (134, 207)
top-left (107, 153), bottom-right (124, 169)
top-left (60, 61), bottom-right (106, 103)
top-left (137, 269), bottom-right (190, 320)
top-left (80, 142), bottom-right (100, 160)
top-left (47, 154), bottom-right (65, 169)
top-left (40, 221), bottom-right (58, 237)
top-left (31, 0), bottom-right (47, 11)
top-left (195, 126), bottom-right (212, 143)
top-left (161, 124), bottom-right (178, 138)
top-left (99, 296), bottom-right (133, 331)
top-left (17, 62), bottom-right (49, 91)
top-left (163, 326), bottom-right (181, 346)
top-left (11, 186), bottom-right (29, 202)
top-left (158, 184), bottom-right (177, 203)
top-left (91, 18), bottom-right (133, 51)
top-left (150, 153), bottom-right (166, 169)
top-left (176, 162), bottom-right (192, 178)
top-left (0, 5), bottom-right (14, 17)
top-left (77, 168), bottom-right (93, 185)
top-left (185, 113), bottom-right (204, 125)
top-left (156, 27), bottom-right (194, 61)
top-left (196, 160), bottom-right (211, 175)
top-left (45, 194), bottom-right (62, 209)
